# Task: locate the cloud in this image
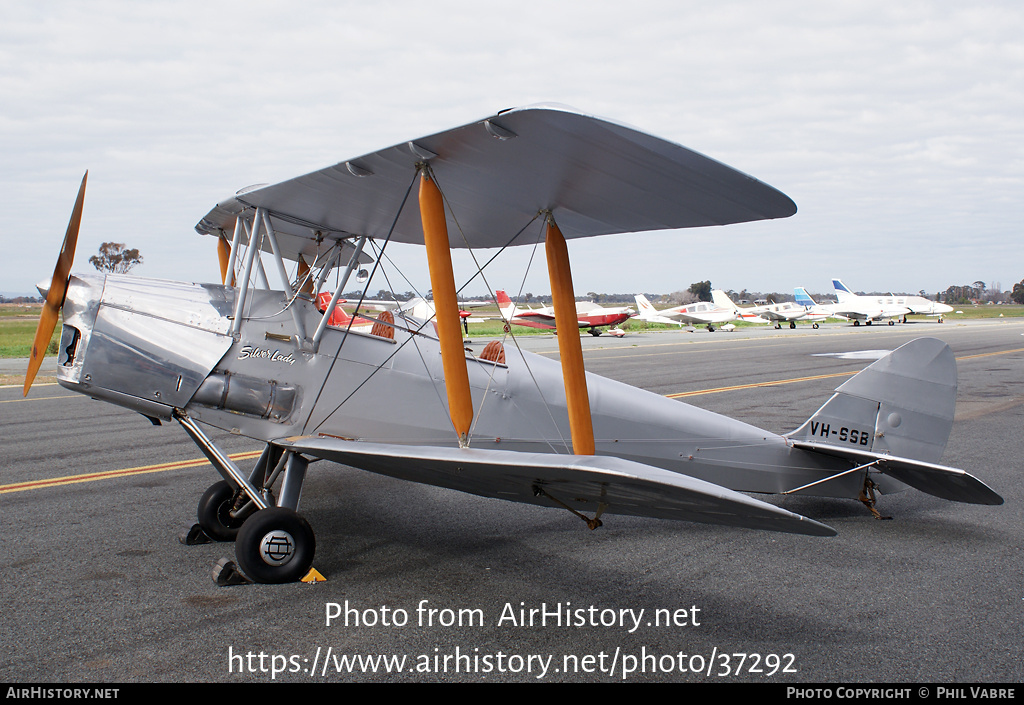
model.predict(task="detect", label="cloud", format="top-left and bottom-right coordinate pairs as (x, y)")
top-left (2, 1), bottom-right (1021, 297)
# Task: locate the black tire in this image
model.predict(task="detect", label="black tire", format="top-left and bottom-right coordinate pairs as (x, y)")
top-left (812, 323), bottom-right (819, 329)
top-left (789, 321), bottom-right (796, 329)
top-left (235, 508), bottom-right (316, 584)
top-left (197, 481), bottom-right (245, 541)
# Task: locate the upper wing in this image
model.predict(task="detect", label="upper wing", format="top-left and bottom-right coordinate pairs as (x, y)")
top-left (275, 437), bottom-right (835, 537)
top-left (196, 104), bottom-right (796, 259)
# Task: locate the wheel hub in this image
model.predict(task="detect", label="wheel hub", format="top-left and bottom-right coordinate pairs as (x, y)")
top-left (259, 530), bottom-right (296, 566)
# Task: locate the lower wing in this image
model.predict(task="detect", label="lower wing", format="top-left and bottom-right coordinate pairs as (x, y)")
top-left (275, 438), bottom-right (837, 537)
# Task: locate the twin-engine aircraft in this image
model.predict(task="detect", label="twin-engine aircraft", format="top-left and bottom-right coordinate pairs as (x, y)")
top-left (26, 105), bottom-right (1001, 584)
top-left (826, 278), bottom-right (912, 326)
top-left (833, 279), bottom-right (954, 323)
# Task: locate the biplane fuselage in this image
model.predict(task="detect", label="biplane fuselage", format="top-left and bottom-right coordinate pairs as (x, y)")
top-left (57, 271), bottom-right (874, 502)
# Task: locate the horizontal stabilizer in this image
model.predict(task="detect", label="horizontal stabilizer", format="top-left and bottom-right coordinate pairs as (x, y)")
top-left (277, 438), bottom-right (835, 537)
top-left (792, 442), bottom-right (1003, 506)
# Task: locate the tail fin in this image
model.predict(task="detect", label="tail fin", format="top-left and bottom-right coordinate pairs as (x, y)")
top-left (399, 297), bottom-right (429, 320)
top-left (794, 287), bottom-right (816, 307)
top-left (789, 338), bottom-right (954, 463)
top-left (832, 278), bottom-right (855, 303)
top-left (787, 338), bottom-right (1002, 505)
top-left (711, 289), bottom-right (738, 311)
top-left (495, 290), bottom-right (514, 318)
top-left (634, 294), bottom-right (656, 316)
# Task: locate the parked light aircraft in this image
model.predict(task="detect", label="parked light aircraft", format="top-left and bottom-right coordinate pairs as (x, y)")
top-left (495, 289), bottom-right (632, 336)
top-left (833, 279), bottom-right (953, 323)
top-left (795, 287), bottom-right (841, 324)
top-left (711, 290), bottom-right (827, 329)
top-left (25, 106), bottom-right (1001, 584)
top-left (633, 293), bottom-right (735, 331)
top-left (807, 279), bottom-right (910, 326)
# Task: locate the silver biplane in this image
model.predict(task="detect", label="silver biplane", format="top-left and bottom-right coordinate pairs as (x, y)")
top-left (26, 105), bottom-right (1002, 584)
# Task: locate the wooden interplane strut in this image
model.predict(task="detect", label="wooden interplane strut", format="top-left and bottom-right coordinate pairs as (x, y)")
top-left (545, 217), bottom-right (595, 455)
top-left (418, 169), bottom-right (473, 446)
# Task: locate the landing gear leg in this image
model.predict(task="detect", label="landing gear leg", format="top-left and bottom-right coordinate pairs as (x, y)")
top-left (189, 442), bottom-right (283, 542)
top-left (859, 479), bottom-right (892, 520)
top-left (175, 411), bottom-right (321, 584)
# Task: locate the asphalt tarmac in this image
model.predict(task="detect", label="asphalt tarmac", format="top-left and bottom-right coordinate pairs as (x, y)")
top-left (2, 318), bottom-right (1022, 683)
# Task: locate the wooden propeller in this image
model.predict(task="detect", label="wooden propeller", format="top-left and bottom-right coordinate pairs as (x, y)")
top-left (24, 171), bottom-right (87, 396)
top-left (217, 234), bottom-right (231, 285)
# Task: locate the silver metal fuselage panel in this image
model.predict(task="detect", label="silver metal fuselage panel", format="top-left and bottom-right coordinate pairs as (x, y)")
top-left (177, 285), bottom-right (858, 499)
top-left (58, 274), bottom-right (234, 417)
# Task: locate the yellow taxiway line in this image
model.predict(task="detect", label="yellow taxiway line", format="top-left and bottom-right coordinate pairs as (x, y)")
top-left (666, 370), bottom-right (858, 398)
top-left (0, 450), bottom-right (264, 495)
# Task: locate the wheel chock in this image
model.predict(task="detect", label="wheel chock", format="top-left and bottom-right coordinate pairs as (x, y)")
top-left (301, 567), bottom-right (327, 583)
top-left (213, 558), bottom-right (252, 586)
top-left (180, 523), bottom-right (213, 545)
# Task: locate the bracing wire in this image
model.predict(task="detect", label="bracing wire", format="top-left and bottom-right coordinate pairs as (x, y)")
top-left (301, 169), bottom-right (419, 435)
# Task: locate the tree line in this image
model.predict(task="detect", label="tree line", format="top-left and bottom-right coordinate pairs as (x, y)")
top-left (10, 240), bottom-right (1024, 307)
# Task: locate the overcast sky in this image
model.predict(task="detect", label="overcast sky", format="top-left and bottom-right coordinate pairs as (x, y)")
top-left (2, 1), bottom-right (1021, 300)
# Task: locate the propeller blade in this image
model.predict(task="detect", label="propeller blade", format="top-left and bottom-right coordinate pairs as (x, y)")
top-left (24, 171), bottom-right (87, 396)
top-left (218, 234), bottom-right (231, 285)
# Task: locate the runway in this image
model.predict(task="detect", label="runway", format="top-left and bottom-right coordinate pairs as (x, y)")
top-left (2, 318), bottom-right (1022, 683)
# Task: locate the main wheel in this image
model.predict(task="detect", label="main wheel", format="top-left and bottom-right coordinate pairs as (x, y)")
top-left (235, 508), bottom-right (316, 584)
top-left (812, 323), bottom-right (819, 329)
top-left (197, 481), bottom-right (245, 541)
top-left (789, 321), bottom-right (796, 329)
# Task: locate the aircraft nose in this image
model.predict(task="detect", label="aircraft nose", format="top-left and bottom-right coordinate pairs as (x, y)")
top-left (35, 278), bottom-right (51, 300)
